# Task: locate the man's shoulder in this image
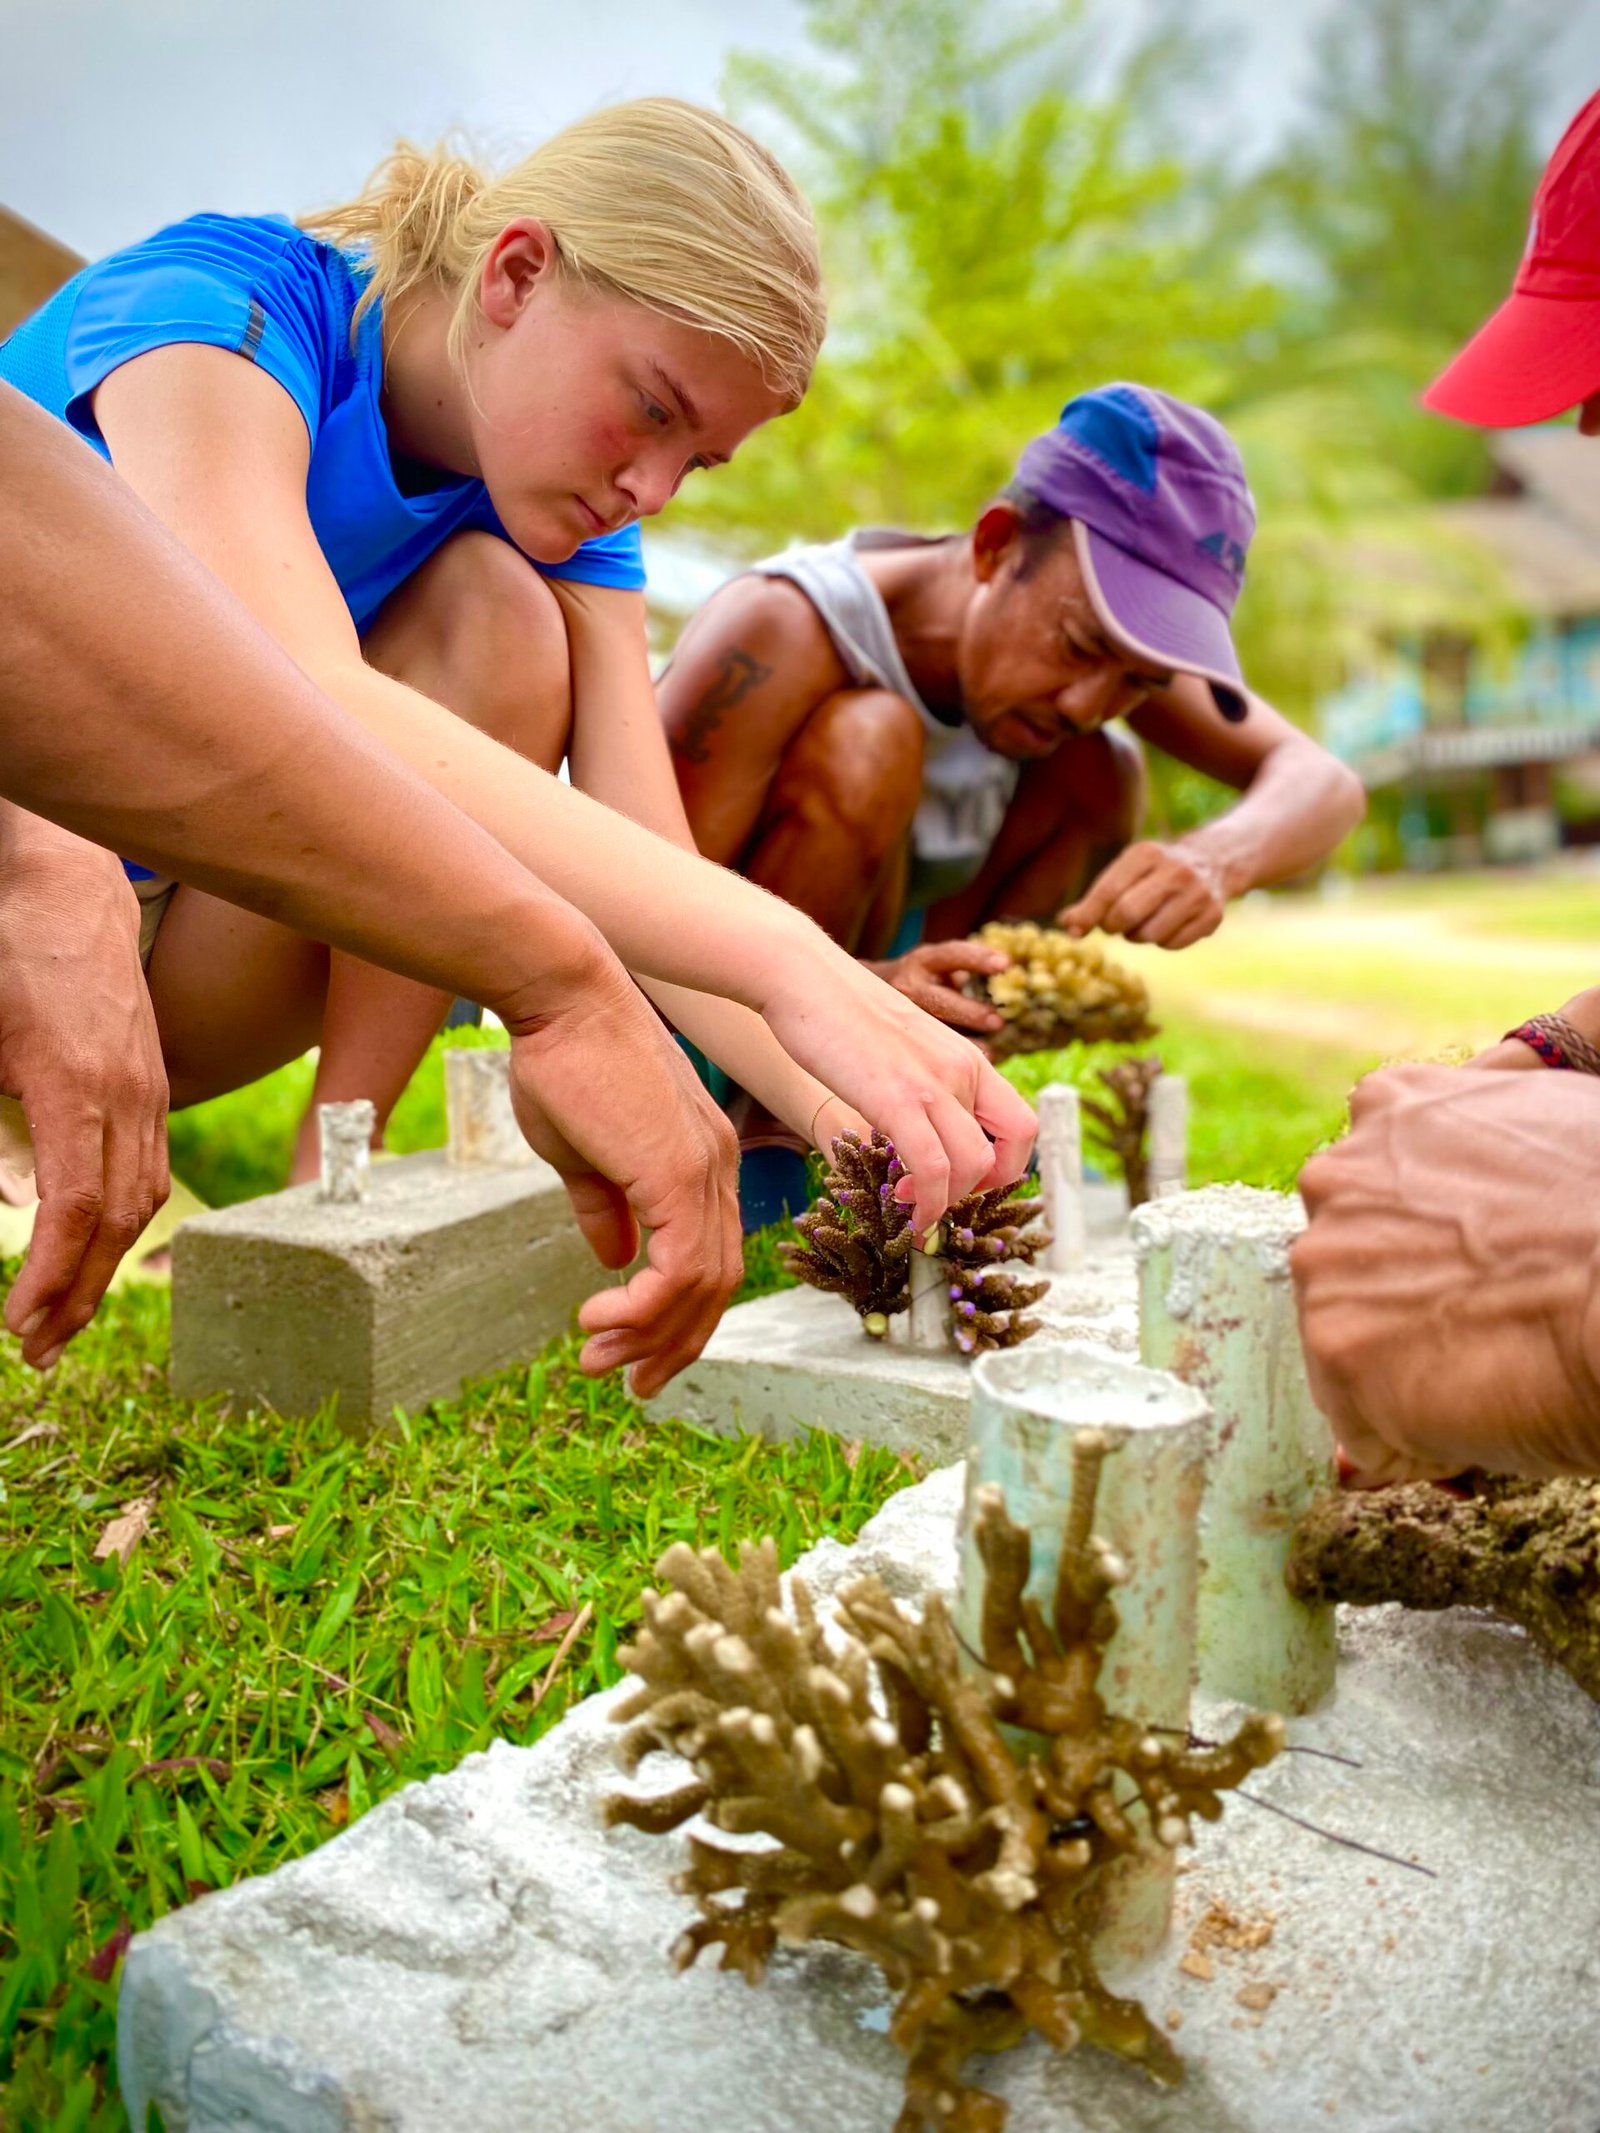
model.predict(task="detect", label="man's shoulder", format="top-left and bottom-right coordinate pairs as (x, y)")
top-left (693, 566), bottom-right (850, 699)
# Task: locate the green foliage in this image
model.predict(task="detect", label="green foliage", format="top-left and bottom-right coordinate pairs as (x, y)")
top-left (678, 0), bottom-right (1273, 549)
top-left (662, 0), bottom-right (1544, 741)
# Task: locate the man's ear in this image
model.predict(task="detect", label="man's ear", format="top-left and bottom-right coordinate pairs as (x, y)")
top-left (479, 219), bottom-right (560, 329)
top-left (972, 501), bottom-right (1025, 584)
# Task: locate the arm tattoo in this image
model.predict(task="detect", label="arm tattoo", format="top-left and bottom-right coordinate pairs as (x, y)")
top-left (673, 646), bottom-right (773, 765)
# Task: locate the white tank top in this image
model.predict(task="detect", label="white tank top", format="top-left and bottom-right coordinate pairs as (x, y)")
top-left (746, 531), bottom-right (1019, 904)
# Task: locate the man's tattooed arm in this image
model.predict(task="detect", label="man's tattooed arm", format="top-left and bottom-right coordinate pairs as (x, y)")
top-left (671, 646), bottom-right (774, 765)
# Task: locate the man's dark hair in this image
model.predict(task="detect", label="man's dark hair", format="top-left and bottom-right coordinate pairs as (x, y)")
top-left (996, 479), bottom-right (1071, 579)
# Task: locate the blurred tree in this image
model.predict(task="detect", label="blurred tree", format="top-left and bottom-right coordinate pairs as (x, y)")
top-left (1248, 0), bottom-right (1556, 495)
top-left (673, 0), bottom-right (1276, 545)
top-left (663, 0), bottom-right (1518, 763)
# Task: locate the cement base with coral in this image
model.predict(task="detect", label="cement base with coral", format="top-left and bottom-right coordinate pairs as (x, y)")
top-left (645, 1182), bottom-right (1138, 1465)
top-left (119, 1464), bottom-right (1600, 2133)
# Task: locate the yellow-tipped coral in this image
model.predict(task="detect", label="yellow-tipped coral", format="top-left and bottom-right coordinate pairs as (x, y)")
top-left (966, 922), bottom-right (1156, 1059)
top-left (606, 1443), bottom-right (1283, 2132)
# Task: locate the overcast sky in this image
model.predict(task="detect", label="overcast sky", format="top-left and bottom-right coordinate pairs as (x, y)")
top-left (5, 0), bottom-right (1600, 262)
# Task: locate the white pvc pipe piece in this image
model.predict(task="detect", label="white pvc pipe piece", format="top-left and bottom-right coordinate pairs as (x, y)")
top-left (1036, 1082), bottom-right (1086, 1273)
top-left (1132, 1184), bottom-right (1338, 1714)
top-left (957, 1342), bottom-right (1210, 1966)
top-left (317, 1100), bottom-right (376, 1205)
top-left (444, 1048), bottom-right (531, 1167)
top-left (908, 1234), bottom-right (948, 1351)
top-left (1146, 1073), bottom-right (1188, 1200)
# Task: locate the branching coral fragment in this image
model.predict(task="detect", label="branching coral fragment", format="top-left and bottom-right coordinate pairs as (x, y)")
top-left (942, 1183), bottom-right (1049, 1355)
top-left (1080, 1055), bottom-right (1164, 1209)
top-left (607, 1443), bottom-right (1283, 2131)
top-left (780, 1128), bottom-right (913, 1324)
top-left (964, 922), bottom-right (1156, 1059)
top-left (785, 1137), bottom-right (1050, 1352)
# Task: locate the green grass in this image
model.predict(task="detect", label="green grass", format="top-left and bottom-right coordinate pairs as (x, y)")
top-left (1004, 1009), bottom-right (1367, 1192)
top-left (0, 996), bottom-right (1361, 2129)
top-left (1113, 870), bottom-right (1600, 1057)
top-left (0, 1260), bottom-right (914, 2131)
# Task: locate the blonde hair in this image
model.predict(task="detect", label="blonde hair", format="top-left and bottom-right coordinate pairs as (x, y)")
top-left (302, 98), bottom-right (825, 404)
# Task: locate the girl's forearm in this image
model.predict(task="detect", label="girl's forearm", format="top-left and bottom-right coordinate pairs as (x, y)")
top-left (310, 649), bottom-right (825, 1014)
top-left (554, 582), bottom-right (847, 1133)
top-left (640, 978), bottom-right (835, 1141)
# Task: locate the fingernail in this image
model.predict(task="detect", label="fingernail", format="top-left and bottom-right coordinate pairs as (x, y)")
top-left (35, 1343), bottom-right (65, 1374)
top-left (18, 1308), bottom-right (46, 1341)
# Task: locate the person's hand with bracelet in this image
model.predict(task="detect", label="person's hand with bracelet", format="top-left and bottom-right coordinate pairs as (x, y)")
top-left (1470, 986), bottom-right (1600, 1073)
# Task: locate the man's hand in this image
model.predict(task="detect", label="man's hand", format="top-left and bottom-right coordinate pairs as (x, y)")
top-left (503, 959), bottom-right (744, 1400)
top-left (1058, 841), bottom-right (1227, 949)
top-left (1291, 1063), bottom-right (1600, 1481)
top-left (865, 940), bottom-right (1010, 1037)
top-left (0, 838), bottom-right (170, 1366)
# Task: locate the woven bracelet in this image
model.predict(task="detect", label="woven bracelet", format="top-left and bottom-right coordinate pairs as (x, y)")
top-left (1503, 1013), bottom-right (1600, 1077)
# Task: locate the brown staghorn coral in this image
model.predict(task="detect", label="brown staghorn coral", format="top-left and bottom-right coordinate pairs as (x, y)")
top-left (780, 1128), bottom-right (913, 1329)
top-left (1287, 1471), bottom-right (1600, 1704)
top-left (606, 1435), bottom-right (1284, 2132)
top-left (942, 1184), bottom-right (1050, 1356)
top-left (964, 922), bottom-right (1156, 1060)
top-left (1080, 1055), bottom-right (1164, 1209)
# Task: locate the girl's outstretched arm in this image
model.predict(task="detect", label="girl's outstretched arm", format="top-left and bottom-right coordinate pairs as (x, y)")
top-left (93, 346), bottom-right (1036, 1229)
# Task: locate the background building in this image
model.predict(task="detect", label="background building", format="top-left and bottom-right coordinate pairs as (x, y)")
top-left (1323, 430), bottom-right (1600, 869)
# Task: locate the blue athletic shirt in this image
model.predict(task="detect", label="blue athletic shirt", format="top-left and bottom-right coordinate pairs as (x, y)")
top-left (0, 210), bottom-right (645, 633)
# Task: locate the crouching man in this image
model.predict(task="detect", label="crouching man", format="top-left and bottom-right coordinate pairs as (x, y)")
top-left (662, 383), bottom-right (1364, 1064)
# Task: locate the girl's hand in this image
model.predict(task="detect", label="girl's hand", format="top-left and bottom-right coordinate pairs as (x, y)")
top-left (763, 946), bottom-right (1037, 1238)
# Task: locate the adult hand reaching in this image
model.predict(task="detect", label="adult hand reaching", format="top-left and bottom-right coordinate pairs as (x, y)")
top-left (0, 831), bottom-right (170, 1367)
top-left (502, 954), bottom-right (743, 1400)
top-left (1291, 1063), bottom-right (1600, 1481)
top-left (865, 939), bottom-right (1010, 1037)
top-left (1058, 840), bottom-right (1227, 950)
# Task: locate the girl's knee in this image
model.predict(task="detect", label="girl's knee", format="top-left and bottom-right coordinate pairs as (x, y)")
top-left (368, 532), bottom-right (573, 752)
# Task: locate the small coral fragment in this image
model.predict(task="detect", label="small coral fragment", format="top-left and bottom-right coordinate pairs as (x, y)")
top-left (1080, 1055), bottom-right (1164, 1209)
top-left (964, 922), bottom-right (1156, 1059)
top-left (785, 1138), bottom-right (1049, 1353)
top-left (941, 1182), bottom-right (1049, 1355)
top-left (780, 1128), bottom-right (913, 1320)
top-left (607, 1442), bottom-right (1282, 2131)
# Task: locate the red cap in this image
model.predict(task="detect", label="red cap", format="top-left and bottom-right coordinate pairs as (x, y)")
top-left (1423, 89), bottom-right (1600, 427)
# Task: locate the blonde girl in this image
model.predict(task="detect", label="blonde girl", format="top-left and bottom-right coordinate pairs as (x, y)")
top-left (0, 99), bottom-right (1032, 1282)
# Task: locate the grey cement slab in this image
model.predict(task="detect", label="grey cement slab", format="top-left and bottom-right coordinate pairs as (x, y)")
top-left (645, 1181), bottom-right (1139, 1464)
top-left (170, 1150), bottom-right (598, 1430)
top-left (119, 1464), bottom-right (1600, 2133)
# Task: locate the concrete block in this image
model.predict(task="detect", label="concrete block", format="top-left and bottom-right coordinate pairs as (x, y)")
top-left (170, 1150), bottom-right (596, 1429)
top-left (119, 1462), bottom-right (1600, 2133)
top-left (646, 1198), bottom-right (1141, 1465)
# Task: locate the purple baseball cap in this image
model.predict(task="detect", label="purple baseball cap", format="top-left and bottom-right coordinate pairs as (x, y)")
top-left (1014, 384), bottom-right (1256, 721)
